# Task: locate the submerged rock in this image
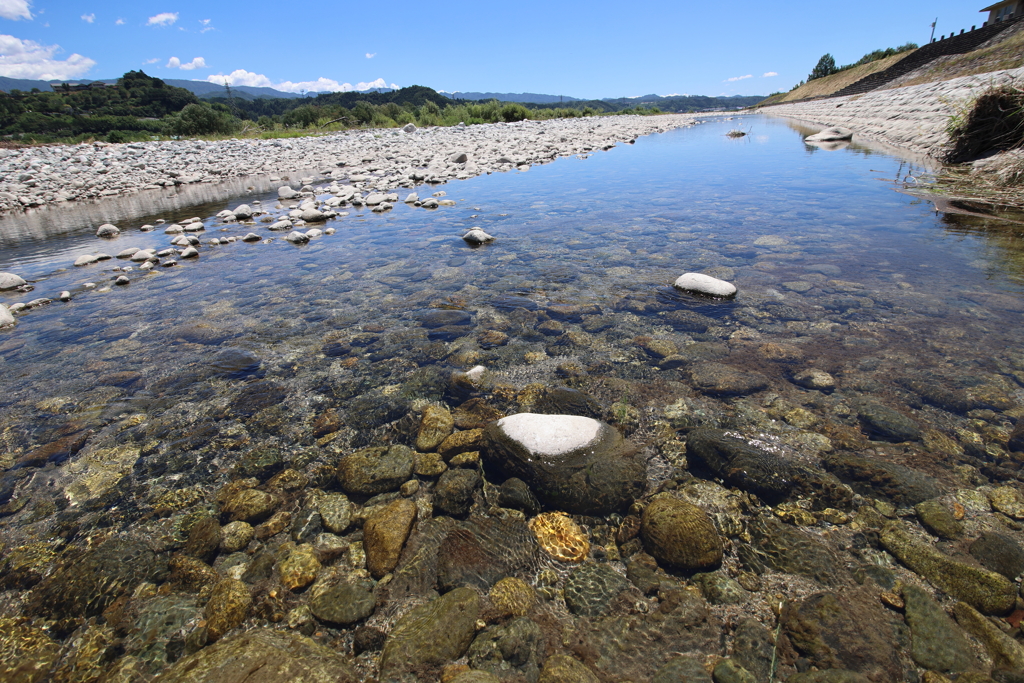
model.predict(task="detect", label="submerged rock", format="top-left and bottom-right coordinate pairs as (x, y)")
top-left (483, 413), bottom-right (644, 514)
top-left (640, 494), bottom-right (723, 571)
top-left (805, 127), bottom-right (854, 142)
top-left (690, 363), bottom-right (769, 396)
top-left (880, 522), bottom-right (1016, 614)
top-left (364, 498), bottom-right (417, 578)
top-left (151, 628), bottom-right (357, 682)
top-left (528, 511), bottom-right (590, 562)
top-left (902, 584), bottom-right (976, 673)
top-left (379, 587), bottom-right (481, 682)
top-left (686, 428), bottom-right (795, 502)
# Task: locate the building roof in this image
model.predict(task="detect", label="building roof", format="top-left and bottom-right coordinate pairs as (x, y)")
top-left (980, 0), bottom-right (1016, 12)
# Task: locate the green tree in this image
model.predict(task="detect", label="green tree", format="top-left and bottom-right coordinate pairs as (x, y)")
top-left (808, 54), bottom-right (838, 81)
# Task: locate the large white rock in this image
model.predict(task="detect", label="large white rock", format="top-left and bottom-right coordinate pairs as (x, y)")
top-left (0, 272), bottom-right (26, 290)
top-left (0, 304), bottom-right (15, 327)
top-left (285, 231), bottom-right (310, 244)
top-left (232, 204), bottom-right (253, 219)
top-left (278, 186), bottom-right (298, 199)
top-left (462, 227), bottom-right (495, 245)
top-left (495, 413), bottom-right (602, 457)
top-left (300, 208), bottom-right (325, 222)
top-left (673, 272), bottom-right (737, 298)
top-left (364, 193), bottom-right (387, 206)
top-left (805, 127), bottom-right (853, 142)
top-left (74, 254), bottom-right (100, 267)
top-left (96, 223), bottom-right (120, 238)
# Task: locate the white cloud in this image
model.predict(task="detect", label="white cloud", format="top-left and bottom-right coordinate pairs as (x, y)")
top-left (663, 93), bottom-right (689, 97)
top-left (0, 0), bottom-right (32, 21)
top-left (725, 74), bottom-right (753, 82)
top-left (199, 18), bottom-right (213, 32)
top-left (0, 34), bottom-right (95, 80)
top-left (115, 18), bottom-right (124, 25)
top-left (81, 13), bottom-right (94, 23)
top-left (365, 52), bottom-right (375, 59)
top-left (762, 71), bottom-right (778, 77)
top-left (147, 12), bottom-right (178, 26)
top-left (167, 56), bottom-right (205, 70)
top-left (205, 70), bottom-right (397, 93)
top-left (144, 57), bottom-right (160, 64)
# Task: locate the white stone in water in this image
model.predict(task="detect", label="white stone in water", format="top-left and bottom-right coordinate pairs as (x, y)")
top-left (180, 247), bottom-right (199, 258)
top-left (300, 208), bottom-right (325, 222)
top-left (285, 231), bottom-right (310, 244)
top-left (59, 291), bottom-right (71, 301)
top-left (140, 261), bottom-right (154, 270)
top-left (462, 227), bottom-right (494, 245)
top-left (306, 228), bottom-right (323, 238)
top-left (130, 250), bottom-right (155, 262)
top-left (164, 224), bottom-right (183, 234)
top-left (96, 223), bottom-right (120, 237)
top-left (0, 272), bottom-right (27, 290)
top-left (114, 275), bottom-right (130, 285)
top-left (404, 193), bottom-right (419, 203)
top-left (278, 186), bottom-right (298, 199)
top-left (140, 224), bottom-right (154, 232)
top-left (465, 365), bottom-right (486, 381)
top-left (74, 254), bottom-right (100, 267)
top-left (364, 193), bottom-right (387, 206)
top-left (84, 283), bottom-right (96, 289)
top-left (673, 272), bottom-right (736, 298)
top-left (117, 248), bottom-right (141, 258)
top-left (242, 233), bottom-right (261, 242)
top-left (325, 227), bottom-right (336, 235)
top-left (232, 204), bottom-right (253, 219)
top-left (805, 127), bottom-right (853, 142)
top-left (496, 413), bottom-right (603, 457)
top-left (0, 305), bottom-right (14, 327)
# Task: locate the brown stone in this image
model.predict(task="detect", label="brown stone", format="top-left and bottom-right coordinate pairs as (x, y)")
top-left (364, 498), bottom-right (417, 578)
top-left (438, 428), bottom-right (484, 462)
top-left (416, 405), bottom-right (455, 452)
top-left (312, 408), bottom-right (342, 438)
top-left (453, 398), bottom-right (505, 429)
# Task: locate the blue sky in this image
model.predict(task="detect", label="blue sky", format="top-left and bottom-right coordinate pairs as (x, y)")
top-left (0, 1), bottom-right (993, 97)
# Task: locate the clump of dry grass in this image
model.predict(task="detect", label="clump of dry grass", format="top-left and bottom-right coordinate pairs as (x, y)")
top-left (946, 82), bottom-right (1024, 162)
top-left (726, 129), bottom-right (747, 138)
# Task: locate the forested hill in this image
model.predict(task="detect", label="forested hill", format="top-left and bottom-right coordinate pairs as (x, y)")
top-left (538, 94), bottom-right (764, 113)
top-left (206, 85), bottom-right (452, 118)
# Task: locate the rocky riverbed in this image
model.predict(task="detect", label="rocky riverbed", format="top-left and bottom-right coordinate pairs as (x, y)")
top-left (0, 114), bottom-right (699, 215)
top-left (1, 115), bottom-right (1024, 683)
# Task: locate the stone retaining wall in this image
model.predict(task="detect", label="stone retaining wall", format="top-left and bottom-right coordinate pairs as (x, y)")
top-left (762, 66), bottom-right (1024, 159)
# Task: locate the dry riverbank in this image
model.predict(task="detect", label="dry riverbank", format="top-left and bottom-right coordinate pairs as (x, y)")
top-left (0, 114), bottom-right (699, 215)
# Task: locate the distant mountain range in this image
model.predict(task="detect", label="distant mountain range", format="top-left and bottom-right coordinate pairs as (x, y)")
top-left (443, 91), bottom-right (583, 104)
top-left (0, 76), bottom-right (393, 100)
top-left (0, 76), bottom-right (760, 112)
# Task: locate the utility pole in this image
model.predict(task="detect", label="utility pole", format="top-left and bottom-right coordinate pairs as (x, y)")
top-left (929, 18), bottom-right (937, 43)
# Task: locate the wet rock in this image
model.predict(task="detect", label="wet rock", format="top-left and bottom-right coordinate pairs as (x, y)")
top-left (652, 655), bottom-right (712, 683)
top-left (989, 486), bottom-right (1024, 519)
top-left (183, 516), bottom-right (221, 563)
top-left (463, 227), bottom-right (495, 244)
top-left (221, 489), bottom-right (280, 524)
top-left (279, 544), bottom-right (320, 591)
top-left (793, 368), bottom-right (836, 391)
top-left (528, 386), bottom-right (602, 419)
top-left (690, 363), bottom-right (769, 396)
top-left (782, 589), bottom-right (903, 682)
top-left (969, 531), bottom-right (1024, 580)
top-left (903, 584), bottom-right (976, 673)
top-left (233, 447), bottom-right (283, 481)
top-left (529, 512), bottom-right (590, 562)
top-left (438, 514), bottom-right (539, 592)
top-left (365, 498), bottom-right (418, 578)
top-left (439, 428), bottom-right (485, 461)
top-left (309, 579), bottom-right (376, 625)
top-left (337, 445), bottom-right (414, 495)
top-left (421, 309), bottom-right (472, 328)
top-left (495, 477), bottom-right (541, 514)
top-left (880, 522), bottom-right (1016, 614)
top-left (379, 587), bottom-right (481, 682)
top-left (914, 498), bottom-right (963, 539)
top-left (451, 672), bottom-right (501, 683)
top-left (686, 428), bottom-right (796, 502)
top-left (483, 413), bottom-right (644, 514)
top-left (203, 578), bottom-right (252, 643)
top-left (317, 493), bottom-right (352, 534)
top-left (0, 618), bottom-right (61, 683)
top-left (16, 429), bottom-right (91, 468)
top-left (952, 601), bottom-right (1024, 672)
top-left (434, 468), bottom-right (481, 516)
top-left (693, 571), bottom-right (750, 605)
top-left (416, 404), bottom-right (454, 451)
top-left (674, 272), bottom-right (736, 298)
top-left (96, 223), bottom-right (120, 237)
top-left (488, 577), bottom-right (537, 617)
top-left (220, 521), bottom-right (254, 553)
top-left (730, 618), bottom-right (776, 681)
top-left (564, 562), bottom-right (633, 617)
top-left (640, 494), bottom-right (724, 571)
top-left (151, 628), bottom-right (357, 683)
top-left (823, 453), bottom-right (941, 506)
top-left (854, 401), bottom-right (922, 442)
top-left (806, 126), bottom-right (853, 141)
top-left (568, 588), bottom-right (721, 680)
top-left (663, 309), bottom-right (718, 333)
top-left (0, 272), bottom-right (27, 290)
top-left (711, 659), bottom-right (755, 683)
top-left (228, 380), bottom-right (287, 417)
top-left (209, 348), bottom-right (262, 378)
top-left (27, 538), bottom-right (166, 627)
top-left (453, 398), bottom-right (505, 429)
top-left (468, 616), bottom-right (543, 681)
top-left (539, 654), bottom-right (600, 683)
top-left (738, 516), bottom-right (843, 586)
top-left (787, 672), bottom-right (873, 683)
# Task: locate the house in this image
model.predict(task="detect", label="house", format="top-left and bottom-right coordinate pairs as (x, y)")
top-left (981, 0), bottom-right (1018, 23)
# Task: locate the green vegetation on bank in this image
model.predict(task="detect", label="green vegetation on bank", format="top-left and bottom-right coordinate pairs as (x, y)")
top-left (797, 43), bottom-right (918, 87)
top-left (1, 73), bottom-right (758, 145)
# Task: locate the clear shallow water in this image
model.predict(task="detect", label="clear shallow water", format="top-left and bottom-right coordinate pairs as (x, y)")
top-left (1, 115), bottom-right (1023, 681)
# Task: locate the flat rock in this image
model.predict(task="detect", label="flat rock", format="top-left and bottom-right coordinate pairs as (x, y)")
top-left (690, 363), bottom-right (768, 396)
top-left (483, 413), bottom-right (644, 514)
top-left (337, 445), bottom-right (413, 495)
top-left (0, 272), bottom-right (26, 290)
top-left (309, 579), bottom-right (375, 625)
top-left (364, 498), bottom-right (417, 578)
top-left (686, 428), bottom-right (795, 501)
top-left (903, 583), bottom-right (975, 672)
top-left (806, 127), bottom-right (854, 142)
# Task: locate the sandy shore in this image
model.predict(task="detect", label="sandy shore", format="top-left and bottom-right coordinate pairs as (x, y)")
top-left (0, 114), bottom-right (700, 215)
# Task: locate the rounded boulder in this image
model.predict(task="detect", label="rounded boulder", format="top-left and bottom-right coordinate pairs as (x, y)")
top-left (640, 494), bottom-right (723, 570)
